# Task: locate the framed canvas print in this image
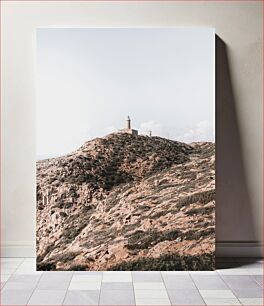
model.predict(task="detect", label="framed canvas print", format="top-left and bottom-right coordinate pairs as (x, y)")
top-left (36, 28), bottom-right (215, 271)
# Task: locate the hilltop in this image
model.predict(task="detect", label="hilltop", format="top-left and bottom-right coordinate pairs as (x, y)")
top-left (36, 133), bottom-right (215, 270)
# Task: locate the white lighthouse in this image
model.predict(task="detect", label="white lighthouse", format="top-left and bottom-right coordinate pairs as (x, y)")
top-left (126, 116), bottom-right (131, 129)
top-left (118, 116), bottom-right (138, 135)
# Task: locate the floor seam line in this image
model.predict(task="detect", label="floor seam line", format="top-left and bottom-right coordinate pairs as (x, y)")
top-left (61, 271), bottom-right (74, 305)
top-left (189, 271), bottom-right (207, 305)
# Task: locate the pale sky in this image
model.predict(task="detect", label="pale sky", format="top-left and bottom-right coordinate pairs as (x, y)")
top-left (37, 28), bottom-right (215, 158)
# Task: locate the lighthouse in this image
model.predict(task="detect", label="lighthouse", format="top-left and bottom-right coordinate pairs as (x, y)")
top-left (126, 116), bottom-right (131, 129)
top-left (118, 116), bottom-right (138, 135)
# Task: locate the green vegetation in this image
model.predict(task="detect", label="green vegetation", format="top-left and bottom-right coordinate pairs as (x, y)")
top-left (175, 189), bottom-right (215, 210)
top-left (109, 252), bottom-right (215, 271)
top-left (186, 206), bottom-right (214, 216)
top-left (126, 226), bottom-right (214, 251)
top-left (137, 205), bottom-right (151, 211)
top-left (151, 210), bottom-right (169, 219)
top-left (126, 229), bottom-right (180, 250)
top-left (53, 252), bottom-right (78, 263)
top-left (37, 262), bottom-right (56, 271)
top-left (67, 264), bottom-right (88, 271)
top-left (183, 227), bottom-right (215, 240)
top-left (62, 222), bottom-right (87, 242)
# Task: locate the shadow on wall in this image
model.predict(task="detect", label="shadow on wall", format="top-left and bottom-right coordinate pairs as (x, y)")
top-left (215, 35), bottom-right (258, 261)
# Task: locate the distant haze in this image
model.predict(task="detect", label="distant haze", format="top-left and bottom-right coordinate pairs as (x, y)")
top-left (37, 28), bottom-right (215, 159)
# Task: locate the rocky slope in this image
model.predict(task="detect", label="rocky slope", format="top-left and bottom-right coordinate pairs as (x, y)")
top-left (36, 133), bottom-right (215, 271)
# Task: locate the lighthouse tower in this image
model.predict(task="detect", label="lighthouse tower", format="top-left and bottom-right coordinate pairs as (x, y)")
top-left (126, 116), bottom-right (131, 129)
top-left (118, 116), bottom-right (138, 135)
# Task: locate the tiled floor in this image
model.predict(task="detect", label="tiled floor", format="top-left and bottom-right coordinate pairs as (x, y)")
top-left (0, 258), bottom-right (263, 305)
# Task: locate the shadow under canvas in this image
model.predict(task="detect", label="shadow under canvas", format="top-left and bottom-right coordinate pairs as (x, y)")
top-left (215, 35), bottom-right (260, 268)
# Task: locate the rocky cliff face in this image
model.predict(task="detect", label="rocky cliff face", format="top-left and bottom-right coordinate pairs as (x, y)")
top-left (36, 133), bottom-right (215, 271)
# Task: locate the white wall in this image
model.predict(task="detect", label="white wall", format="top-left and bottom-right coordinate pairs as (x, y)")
top-left (1, 1), bottom-right (262, 257)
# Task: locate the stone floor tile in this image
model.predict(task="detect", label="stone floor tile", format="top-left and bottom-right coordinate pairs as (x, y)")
top-left (161, 271), bottom-right (189, 275)
top-left (3, 280), bottom-right (37, 290)
top-left (1, 288), bottom-right (33, 305)
top-left (71, 274), bottom-right (101, 282)
top-left (1, 275), bottom-right (11, 282)
top-left (191, 275), bottom-right (228, 290)
top-left (221, 275), bottom-right (261, 289)
top-left (135, 298), bottom-right (171, 305)
top-left (239, 298), bottom-right (264, 305)
top-left (8, 274), bottom-right (41, 283)
top-left (135, 289), bottom-right (169, 299)
top-left (203, 298), bottom-right (241, 305)
top-left (167, 289), bottom-right (205, 305)
top-left (99, 289), bottom-right (135, 305)
top-left (132, 271), bottom-right (163, 282)
top-left (231, 287), bottom-right (263, 298)
top-left (27, 289), bottom-right (66, 305)
top-left (68, 281), bottom-right (101, 290)
top-left (189, 270), bottom-right (217, 275)
top-left (163, 275), bottom-right (196, 290)
top-left (252, 275), bottom-right (263, 287)
top-left (101, 281), bottom-right (133, 290)
top-left (102, 272), bottom-right (132, 282)
top-left (134, 282), bottom-right (166, 290)
top-left (63, 289), bottom-right (100, 305)
top-left (217, 268), bottom-right (249, 275)
top-left (199, 289), bottom-right (236, 298)
top-left (245, 268), bottom-right (263, 275)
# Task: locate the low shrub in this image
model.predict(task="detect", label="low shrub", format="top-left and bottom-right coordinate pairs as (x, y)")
top-left (67, 264), bottom-right (88, 271)
top-left (54, 252), bottom-right (78, 263)
top-left (186, 206), bottom-right (214, 216)
top-left (126, 229), bottom-right (180, 250)
top-left (109, 252), bottom-right (215, 271)
top-left (37, 262), bottom-right (56, 271)
top-left (176, 189), bottom-right (215, 210)
top-left (183, 227), bottom-right (215, 240)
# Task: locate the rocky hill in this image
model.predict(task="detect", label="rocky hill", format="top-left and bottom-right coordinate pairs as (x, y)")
top-left (36, 133), bottom-right (215, 271)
